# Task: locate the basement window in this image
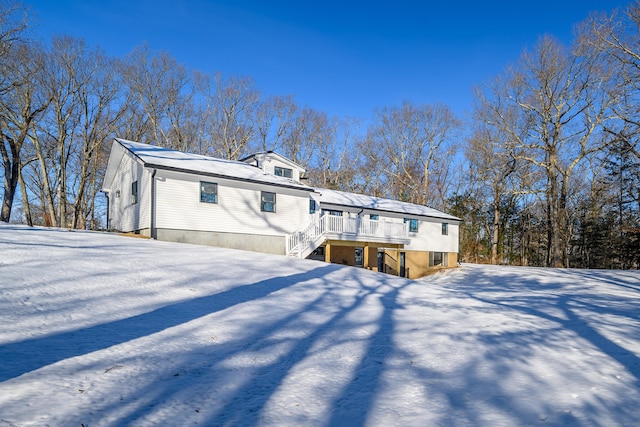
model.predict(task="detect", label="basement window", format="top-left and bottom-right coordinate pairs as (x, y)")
top-left (430, 252), bottom-right (446, 267)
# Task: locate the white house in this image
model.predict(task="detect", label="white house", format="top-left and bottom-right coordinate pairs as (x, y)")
top-left (102, 138), bottom-right (461, 278)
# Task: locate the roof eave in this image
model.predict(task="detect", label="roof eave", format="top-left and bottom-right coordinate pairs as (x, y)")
top-left (144, 163), bottom-right (314, 192)
top-left (318, 201), bottom-right (462, 222)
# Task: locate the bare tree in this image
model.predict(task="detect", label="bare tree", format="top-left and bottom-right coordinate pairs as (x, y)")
top-left (0, 0), bottom-right (27, 94)
top-left (467, 127), bottom-right (515, 264)
top-left (469, 80), bottom-right (539, 265)
top-left (364, 101), bottom-right (460, 205)
top-left (0, 0), bottom-right (33, 223)
top-left (254, 94), bottom-right (297, 153)
top-left (205, 72), bottom-right (260, 160)
top-left (281, 107), bottom-right (332, 170)
top-left (580, 1), bottom-right (640, 213)
top-left (39, 36), bottom-right (88, 227)
top-left (70, 48), bottom-right (128, 229)
top-left (306, 116), bottom-right (360, 191)
top-left (479, 36), bottom-right (615, 267)
top-left (1, 42), bottom-right (49, 222)
top-left (124, 44), bottom-right (204, 151)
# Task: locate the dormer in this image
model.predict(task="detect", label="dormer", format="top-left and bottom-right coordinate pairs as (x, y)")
top-left (240, 151), bottom-right (306, 183)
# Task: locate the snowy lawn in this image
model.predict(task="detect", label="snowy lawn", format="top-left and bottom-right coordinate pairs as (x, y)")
top-left (1, 224), bottom-right (639, 427)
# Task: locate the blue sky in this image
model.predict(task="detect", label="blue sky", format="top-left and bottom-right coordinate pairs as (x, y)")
top-left (26, 0), bottom-right (626, 121)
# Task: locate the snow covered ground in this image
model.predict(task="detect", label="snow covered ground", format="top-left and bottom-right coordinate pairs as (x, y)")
top-left (1, 224), bottom-right (639, 427)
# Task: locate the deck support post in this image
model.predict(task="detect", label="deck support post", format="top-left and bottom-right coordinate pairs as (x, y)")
top-left (364, 243), bottom-right (370, 269)
top-left (325, 241), bottom-right (331, 263)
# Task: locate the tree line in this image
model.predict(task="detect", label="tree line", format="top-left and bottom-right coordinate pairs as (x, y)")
top-left (1, 1), bottom-right (638, 269)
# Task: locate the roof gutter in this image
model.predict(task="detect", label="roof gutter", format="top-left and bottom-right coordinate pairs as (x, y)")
top-left (101, 190), bottom-right (109, 231)
top-left (143, 162), bottom-right (314, 193)
top-left (319, 201), bottom-right (462, 222)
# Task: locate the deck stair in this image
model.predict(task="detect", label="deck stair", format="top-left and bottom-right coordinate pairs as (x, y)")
top-left (286, 213), bottom-right (410, 259)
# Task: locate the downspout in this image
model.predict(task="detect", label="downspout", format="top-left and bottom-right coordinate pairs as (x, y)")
top-left (150, 168), bottom-right (157, 239)
top-left (102, 190), bottom-right (109, 231)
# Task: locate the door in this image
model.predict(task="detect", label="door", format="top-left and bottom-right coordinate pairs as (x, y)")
top-left (355, 247), bottom-right (364, 267)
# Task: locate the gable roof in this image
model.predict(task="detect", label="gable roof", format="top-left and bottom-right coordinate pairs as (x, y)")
top-left (240, 151), bottom-right (306, 173)
top-left (103, 138), bottom-right (460, 222)
top-left (314, 188), bottom-right (461, 222)
top-left (110, 139), bottom-right (313, 192)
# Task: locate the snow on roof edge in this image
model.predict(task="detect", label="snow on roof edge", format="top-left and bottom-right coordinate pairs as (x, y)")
top-left (113, 139), bottom-right (460, 221)
top-left (313, 187), bottom-right (461, 222)
top-left (114, 139), bottom-right (313, 192)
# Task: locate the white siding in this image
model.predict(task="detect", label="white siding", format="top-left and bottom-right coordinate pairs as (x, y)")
top-left (263, 158), bottom-right (301, 182)
top-left (154, 170), bottom-right (311, 236)
top-left (107, 149), bottom-right (149, 232)
top-left (403, 218), bottom-right (459, 252)
top-left (317, 204), bottom-right (459, 253)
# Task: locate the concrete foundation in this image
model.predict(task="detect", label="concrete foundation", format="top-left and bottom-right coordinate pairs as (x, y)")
top-left (155, 228), bottom-right (286, 255)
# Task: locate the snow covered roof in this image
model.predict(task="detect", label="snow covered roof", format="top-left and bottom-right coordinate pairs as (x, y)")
top-left (314, 188), bottom-right (461, 221)
top-left (114, 139), bottom-right (313, 192)
top-left (239, 151), bottom-right (306, 172)
top-left (106, 139), bottom-right (460, 221)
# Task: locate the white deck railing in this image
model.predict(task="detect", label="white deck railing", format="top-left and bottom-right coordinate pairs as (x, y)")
top-left (287, 214), bottom-right (409, 258)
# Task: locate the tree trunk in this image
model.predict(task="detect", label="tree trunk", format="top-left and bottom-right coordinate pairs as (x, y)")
top-left (0, 125), bottom-right (31, 222)
top-left (547, 152), bottom-right (563, 268)
top-left (18, 162), bottom-right (32, 226)
top-left (57, 136), bottom-right (68, 228)
top-left (491, 201), bottom-right (500, 264)
top-left (0, 155), bottom-right (18, 222)
top-left (32, 134), bottom-right (58, 226)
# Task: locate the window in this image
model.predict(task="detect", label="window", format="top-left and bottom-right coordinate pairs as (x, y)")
top-left (131, 181), bottom-right (138, 204)
top-left (370, 214), bottom-right (379, 220)
top-left (274, 166), bottom-right (293, 178)
top-left (323, 209), bottom-right (343, 216)
top-left (404, 218), bottom-right (418, 233)
top-left (261, 191), bottom-right (276, 212)
top-left (200, 181), bottom-right (218, 204)
top-left (432, 252), bottom-right (444, 267)
top-left (309, 199), bottom-right (317, 214)
top-left (442, 222), bottom-right (448, 235)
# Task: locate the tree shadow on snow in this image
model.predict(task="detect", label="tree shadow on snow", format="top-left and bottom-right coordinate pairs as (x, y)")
top-left (79, 266), bottom-right (410, 427)
top-left (445, 266), bottom-right (640, 426)
top-left (0, 264), bottom-right (337, 382)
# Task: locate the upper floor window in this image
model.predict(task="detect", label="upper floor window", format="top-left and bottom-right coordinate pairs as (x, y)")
top-left (323, 209), bottom-right (343, 217)
top-left (404, 218), bottom-right (418, 233)
top-left (442, 222), bottom-right (448, 235)
top-left (200, 181), bottom-right (218, 204)
top-left (309, 199), bottom-right (317, 214)
top-left (274, 166), bottom-right (293, 178)
top-left (370, 214), bottom-right (379, 221)
top-left (261, 191), bottom-right (276, 212)
top-left (131, 181), bottom-right (138, 204)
